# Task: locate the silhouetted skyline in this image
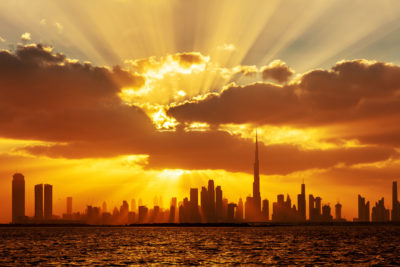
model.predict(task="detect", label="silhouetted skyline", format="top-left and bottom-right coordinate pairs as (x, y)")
top-left (10, 134), bottom-right (400, 225)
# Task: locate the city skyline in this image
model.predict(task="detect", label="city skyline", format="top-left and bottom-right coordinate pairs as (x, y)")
top-left (9, 134), bottom-right (400, 224)
top-left (2, 1), bottom-right (400, 223)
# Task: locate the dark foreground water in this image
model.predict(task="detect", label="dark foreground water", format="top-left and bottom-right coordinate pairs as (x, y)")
top-left (0, 226), bottom-right (400, 265)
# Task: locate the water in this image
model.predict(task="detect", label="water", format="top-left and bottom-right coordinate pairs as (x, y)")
top-left (0, 226), bottom-right (399, 265)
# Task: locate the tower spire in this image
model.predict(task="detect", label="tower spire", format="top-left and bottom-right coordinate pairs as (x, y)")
top-left (255, 129), bottom-right (259, 162)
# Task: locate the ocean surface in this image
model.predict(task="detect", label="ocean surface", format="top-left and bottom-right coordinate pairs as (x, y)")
top-left (0, 225), bottom-right (400, 265)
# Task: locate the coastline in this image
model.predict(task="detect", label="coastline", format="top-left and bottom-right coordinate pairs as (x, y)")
top-left (1, 221), bottom-right (400, 227)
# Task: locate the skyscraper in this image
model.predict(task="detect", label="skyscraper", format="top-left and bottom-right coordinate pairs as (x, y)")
top-left (246, 131), bottom-right (262, 222)
top-left (208, 180), bottom-right (216, 222)
top-left (262, 199), bottom-right (269, 221)
top-left (66, 197), bottom-right (72, 215)
top-left (335, 202), bottom-right (342, 221)
top-left (201, 186), bottom-right (208, 222)
top-left (12, 173), bottom-right (25, 223)
top-left (190, 188), bottom-right (200, 222)
top-left (297, 183), bottom-right (306, 221)
top-left (358, 195), bottom-right (370, 222)
top-left (252, 130), bottom-right (261, 218)
top-left (169, 197), bottom-right (177, 223)
top-left (44, 184), bottom-right (53, 219)
top-left (372, 198), bottom-right (389, 222)
top-left (236, 198), bottom-right (243, 222)
top-left (216, 186), bottom-right (223, 222)
top-left (35, 184), bottom-right (44, 219)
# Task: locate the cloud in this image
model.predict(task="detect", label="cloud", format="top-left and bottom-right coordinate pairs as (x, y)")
top-left (169, 59), bottom-right (400, 127)
top-left (20, 32), bottom-right (31, 42)
top-left (0, 43), bottom-right (149, 143)
top-left (1, 45), bottom-right (398, 175)
top-left (20, 130), bottom-right (397, 175)
top-left (127, 52), bottom-right (209, 74)
top-left (261, 60), bottom-right (294, 83)
top-left (0, 37), bottom-right (5, 43)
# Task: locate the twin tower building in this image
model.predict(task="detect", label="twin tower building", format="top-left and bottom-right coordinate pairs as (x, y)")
top-left (11, 173), bottom-right (53, 223)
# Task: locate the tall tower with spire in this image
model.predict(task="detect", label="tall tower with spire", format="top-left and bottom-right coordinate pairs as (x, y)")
top-left (252, 130), bottom-right (261, 217)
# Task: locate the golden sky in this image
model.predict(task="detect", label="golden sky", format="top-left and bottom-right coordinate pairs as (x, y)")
top-left (1, 0), bottom-right (400, 222)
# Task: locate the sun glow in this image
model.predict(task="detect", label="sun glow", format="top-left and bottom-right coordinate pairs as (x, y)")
top-left (218, 124), bottom-right (362, 150)
top-left (151, 107), bottom-right (178, 130)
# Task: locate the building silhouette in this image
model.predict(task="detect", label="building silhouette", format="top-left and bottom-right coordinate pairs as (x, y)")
top-left (272, 194), bottom-right (299, 222)
top-left (262, 199), bottom-right (269, 221)
top-left (208, 180), bottom-right (216, 221)
top-left (321, 204), bottom-right (332, 221)
top-left (335, 202), bottom-right (342, 221)
top-left (12, 173), bottom-right (25, 223)
top-left (372, 198), bottom-right (390, 222)
top-left (245, 131), bottom-right (262, 221)
top-left (169, 197), bottom-right (177, 223)
top-left (392, 181), bottom-right (400, 222)
top-left (66, 197), bottom-right (72, 215)
top-left (34, 184), bottom-right (44, 220)
top-left (309, 195), bottom-right (322, 221)
top-left (190, 188), bottom-right (200, 222)
top-left (236, 198), bottom-right (244, 222)
top-left (216, 186), bottom-right (223, 222)
top-left (297, 183), bottom-right (306, 221)
top-left (138, 205), bottom-right (148, 223)
top-left (44, 184), bottom-right (53, 219)
top-left (357, 195), bottom-right (370, 222)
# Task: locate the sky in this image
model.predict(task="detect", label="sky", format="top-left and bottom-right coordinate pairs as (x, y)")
top-left (1, 0), bottom-right (400, 222)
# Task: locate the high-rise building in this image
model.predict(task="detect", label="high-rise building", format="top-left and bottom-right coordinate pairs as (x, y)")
top-left (321, 204), bottom-right (332, 221)
top-left (335, 202), bottom-right (342, 221)
top-left (12, 173), bottom-right (25, 223)
top-left (252, 131), bottom-right (261, 219)
top-left (235, 198), bottom-right (243, 222)
top-left (262, 199), bottom-right (269, 221)
top-left (216, 186), bottom-right (223, 222)
top-left (315, 197), bottom-right (322, 216)
top-left (44, 184), bottom-right (53, 219)
top-left (297, 183), bottom-right (306, 221)
top-left (169, 197), bottom-right (177, 223)
top-left (245, 131), bottom-right (263, 222)
top-left (357, 195), bottom-right (370, 222)
top-left (208, 180), bottom-right (216, 222)
top-left (66, 197), bottom-right (72, 215)
top-left (392, 181), bottom-right (400, 222)
top-left (201, 186), bottom-right (208, 222)
top-left (120, 200), bottom-right (129, 224)
top-left (190, 188), bottom-right (200, 222)
top-left (372, 198), bottom-right (390, 222)
top-left (138, 206), bottom-right (148, 223)
top-left (35, 184), bottom-right (44, 219)
top-left (309, 194), bottom-right (323, 221)
top-left (272, 194), bottom-right (299, 222)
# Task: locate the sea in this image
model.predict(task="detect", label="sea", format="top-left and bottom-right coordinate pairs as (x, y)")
top-left (0, 225), bottom-right (399, 265)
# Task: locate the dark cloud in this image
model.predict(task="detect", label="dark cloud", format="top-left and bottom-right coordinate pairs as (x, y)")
top-left (169, 59), bottom-right (400, 128)
top-left (173, 52), bottom-right (206, 68)
top-left (261, 60), bottom-right (294, 83)
top-left (0, 44), bottom-right (150, 142)
top-left (1, 45), bottom-right (397, 175)
top-left (20, 130), bottom-right (397, 175)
